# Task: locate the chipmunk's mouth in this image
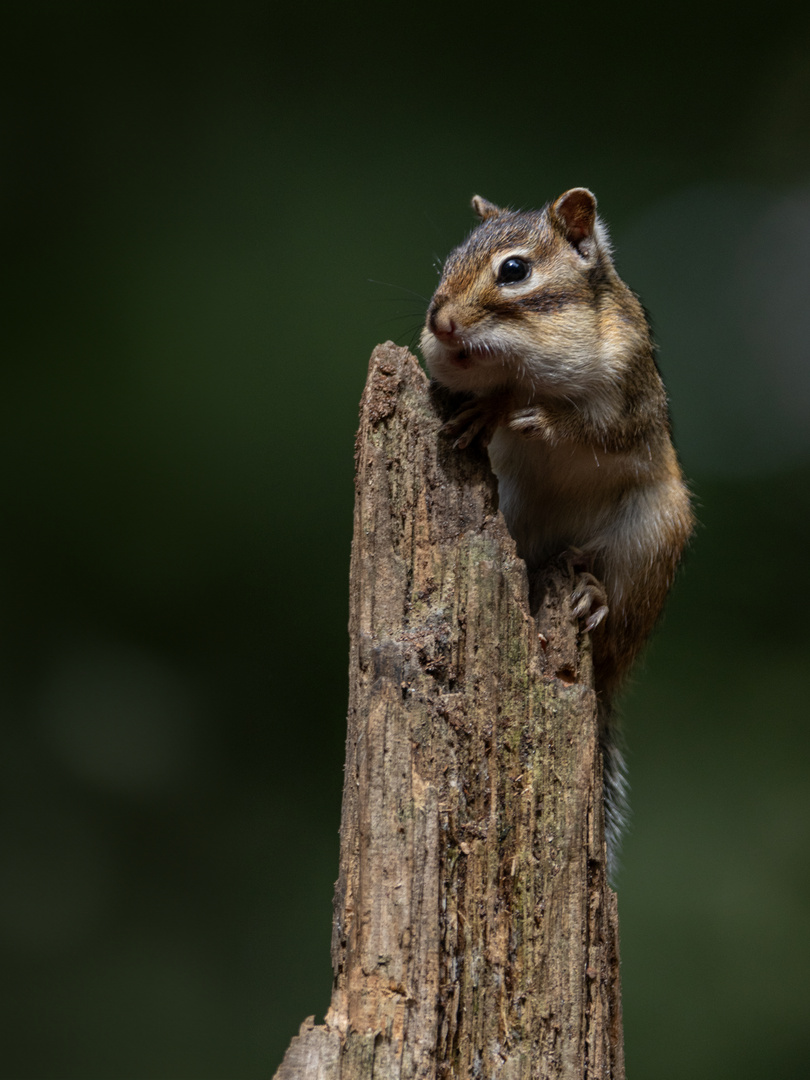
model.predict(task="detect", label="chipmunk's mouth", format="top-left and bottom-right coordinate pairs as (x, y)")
top-left (429, 334), bottom-right (496, 372)
top-left (452, 348), bottom-right (473, 369)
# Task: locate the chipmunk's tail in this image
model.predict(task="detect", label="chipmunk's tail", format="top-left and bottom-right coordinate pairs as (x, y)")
top-left (598, 699), bottom-right (629, 880)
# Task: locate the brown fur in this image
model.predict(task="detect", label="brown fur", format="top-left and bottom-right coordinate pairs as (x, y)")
top-left (420, 189), bottom-right (694, 865)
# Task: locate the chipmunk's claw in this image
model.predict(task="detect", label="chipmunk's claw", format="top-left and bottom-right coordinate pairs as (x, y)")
top-left (441, 401), bottom-right (500, 448)
top-left (565, 550), bottom-right (609, 632)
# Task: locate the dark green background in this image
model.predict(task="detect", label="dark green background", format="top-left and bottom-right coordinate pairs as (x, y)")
top-left (3, 3), bottom-right (810, 1077)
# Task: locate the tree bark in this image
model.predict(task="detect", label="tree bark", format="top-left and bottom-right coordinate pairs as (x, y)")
top-left (273, 342), bottom-right (624, 1080)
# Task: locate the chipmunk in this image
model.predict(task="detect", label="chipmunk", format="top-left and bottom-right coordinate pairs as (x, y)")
top-left (420, 188), bottom-right (694, 867)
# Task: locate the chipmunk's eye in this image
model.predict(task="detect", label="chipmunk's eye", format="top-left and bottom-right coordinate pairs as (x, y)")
top-left (497, 257), bottom-right (530, 284)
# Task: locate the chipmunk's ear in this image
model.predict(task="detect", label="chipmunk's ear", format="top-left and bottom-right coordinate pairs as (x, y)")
top-left (471, 195), bottom-right (503, 222)
top-left (552, 188), bottom-right (597, 249)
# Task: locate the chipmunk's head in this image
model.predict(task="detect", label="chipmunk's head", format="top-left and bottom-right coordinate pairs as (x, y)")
top-left (420, 188), bottom-right (633, 398)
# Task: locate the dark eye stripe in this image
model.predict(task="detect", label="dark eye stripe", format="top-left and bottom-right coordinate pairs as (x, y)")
top-left (517, 289), bottom-right (582, 314)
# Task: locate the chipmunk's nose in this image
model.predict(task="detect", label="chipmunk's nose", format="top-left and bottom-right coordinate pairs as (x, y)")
top-left (428, 299), bottom-right (458, 341)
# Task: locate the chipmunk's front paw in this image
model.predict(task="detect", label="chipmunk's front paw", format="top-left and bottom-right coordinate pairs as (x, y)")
top-left (564, 548), bottom-right (609, 633)
top-left (441, 398), bottom-right (504, 449)
top-left (507, 407), bottom-right (551, 440)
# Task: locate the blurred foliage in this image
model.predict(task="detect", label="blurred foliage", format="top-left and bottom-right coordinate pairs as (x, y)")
top-left (1, 2), bottom-right (809, 1077)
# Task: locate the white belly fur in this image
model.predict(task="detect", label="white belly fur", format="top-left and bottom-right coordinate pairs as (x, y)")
top-left (488, 426), bottom-right (652, 573)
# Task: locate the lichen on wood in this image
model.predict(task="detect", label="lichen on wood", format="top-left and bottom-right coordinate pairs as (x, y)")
top-left (274, 342), bottom-right (624, 1080)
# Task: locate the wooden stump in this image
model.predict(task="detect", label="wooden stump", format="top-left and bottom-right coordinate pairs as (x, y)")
top-left (274, 342), bottom-right (624, 1080)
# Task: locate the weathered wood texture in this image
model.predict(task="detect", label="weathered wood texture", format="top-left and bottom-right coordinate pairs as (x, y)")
top-left (274, 342), bottom-right (624, 1080)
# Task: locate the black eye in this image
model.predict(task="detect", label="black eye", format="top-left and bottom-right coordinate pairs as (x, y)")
top-left (497, 256), bottom-right (530, 284)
